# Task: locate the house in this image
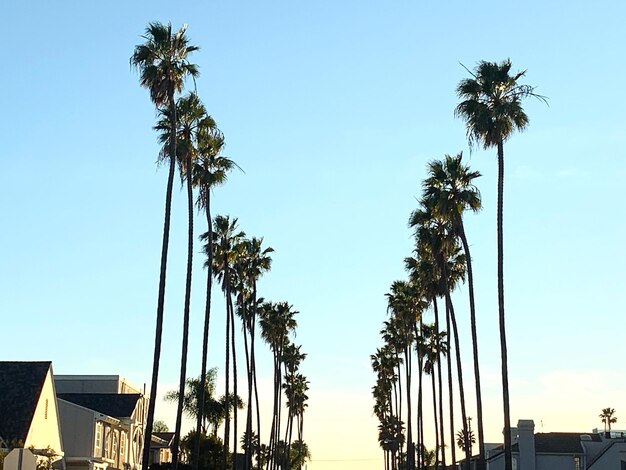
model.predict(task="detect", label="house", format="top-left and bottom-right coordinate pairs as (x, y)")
top-left (149, 433), bottom-right (174, 465)
top-left (55, 376), bottom-right (148, 470)
top-left (486, 419), bottom-right (626, 470)
top-left (0, 362), bottom-right (64, 465)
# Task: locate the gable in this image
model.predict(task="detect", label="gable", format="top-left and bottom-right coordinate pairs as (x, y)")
top-left (25, 367), bottom-right (64, 455)
top-left (0, 362), bottom-right (51, 443)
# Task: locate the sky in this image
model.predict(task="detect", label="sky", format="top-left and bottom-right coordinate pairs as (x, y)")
top-left (1, 1), bottom-right (626, 469)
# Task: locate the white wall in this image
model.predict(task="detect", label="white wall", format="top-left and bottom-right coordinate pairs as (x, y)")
top-left (25, 368), bottom-right (64, 458)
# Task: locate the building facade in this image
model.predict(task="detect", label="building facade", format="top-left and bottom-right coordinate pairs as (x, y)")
top-left (55, 376), bottom-right (147, 470)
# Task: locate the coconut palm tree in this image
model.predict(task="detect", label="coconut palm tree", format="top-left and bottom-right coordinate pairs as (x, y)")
top-left (421, 152), bottom-right (484, 468)
top-left (456, 59), bottom-right (546, 470)
top-left (193, 126), bottom-right (237, 470)
top-left (130, 22), bottom-right (199, 469)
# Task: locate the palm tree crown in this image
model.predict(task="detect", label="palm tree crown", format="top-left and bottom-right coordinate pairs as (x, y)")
top-left (130, 22), bottom-right (199, 107)
top-left (455, 59), bottom-right (545, 150)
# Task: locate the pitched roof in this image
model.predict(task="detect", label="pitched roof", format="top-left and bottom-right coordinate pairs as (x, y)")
top-left (57, 393), bottom-right (141, 418)
top-left (152, 432), bottom-right (175, 448)
top-left (508, 432), bottom-right (602, 454)
top-left (0, 361), bottom-right (51, 443)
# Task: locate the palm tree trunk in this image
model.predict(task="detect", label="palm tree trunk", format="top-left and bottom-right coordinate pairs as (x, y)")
top-left (223, 277), bottom-right (232, 470)
top-left (251, 297), bottom-right (262, 461)
top-left (242, 307), bottom-right (253, 470)
top-left (497, 139), bottom-right (512, 470)
top-left (447, 293), bottom-right (470, 469)
top-left (415, 323), bottom-right (423, 470)
top-left (433, 299), bottom-right (446, 468)
top-left (445, 304), bottom-right (456, 468)
top-left (266, 352), bottom-right (279, 470)
top-left (431, 371), bottom-right (439, 469)
top-left (172, 150), bottom-right (195, 470)
top-left (194, 194), bottom-right (213, 470)
top-left (458, 222), bottom-right (485, 470)
top-left (142, 94), bottom-right (177, 470)
top-left (404, 346), bottom-right (414, 470)
top-left (231, 297), bottom-right (239, 469)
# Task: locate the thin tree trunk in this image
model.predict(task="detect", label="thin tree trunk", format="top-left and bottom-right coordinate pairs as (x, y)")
top-left (231, 295), bottom-right (239, 470)
top-left (404, 346), bottom-right (414, 470)
top-left (497, 139), bottom-right (512, 470)
top-left (431, 371), bottom-right (439, 470)
top-left (172, 148), bottom-right (195, 470)
top-left (252, 300), bottom-right (262, 460)
top-left (242, 305), bottom-right (252, 470)
top-left (142, 93), bottom-right (177, 470)
top-left (445, 303), bottom-right (456, 468)
top-left (266, 353), bottom-right (279, 470)
top-left (194, 195), bottom-right (213, 470)
top-left (223, 277), bottom-right (232, 470)
top-left (458, 222), bottom-right (485, 470)
top-left (415, 322), bottom-right (423, 470)
top-left (433, 299), bottom-right (446, 468)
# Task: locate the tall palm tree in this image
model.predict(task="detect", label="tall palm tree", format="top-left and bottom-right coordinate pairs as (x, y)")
top-left (422, 323), bottom-right (447, 469)
top-left (130, 23), bottom-right (199, 469)
top-left (193, 126), bottom-right (237, 470)
top-left (422, 152), bottom-right (484, 468)
top-left (155, 92), bottom-right (214, 470)
top-left (234, 237), bottom-right (273, 470)
top-left (456, 59), bottom-right (545, 470)
top-left (259, 301), bottom-right (297, 470)
top-left (386, 280), bottom-right (425, 470)
top-left (206, 215), bottom-right (245, 469)
top-left (411, 208), bottom-right (471, 469)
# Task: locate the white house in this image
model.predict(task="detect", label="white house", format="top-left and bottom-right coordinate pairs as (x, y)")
top-left (55, 376), bottom-right (147, 470)
top-left (0, 362), bottom-right (65, 465)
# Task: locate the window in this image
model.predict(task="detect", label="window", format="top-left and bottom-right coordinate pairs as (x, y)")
top-left (95, 422), bottom-right (103, 454)
top-left (120, 431), bottom-right (127, 460)
top-left (113, 432), bottom-right (118, 459)
top-left (104, 428), bottom-right (111, 459)
top-left (574, 456), bottom-right (581, 470)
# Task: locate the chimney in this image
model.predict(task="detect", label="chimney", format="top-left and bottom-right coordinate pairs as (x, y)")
top-left (518, 420), bottom-right (536, 470)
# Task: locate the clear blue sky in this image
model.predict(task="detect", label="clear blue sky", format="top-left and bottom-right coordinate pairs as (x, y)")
top-left (2, 1), bottom-right (626, 468)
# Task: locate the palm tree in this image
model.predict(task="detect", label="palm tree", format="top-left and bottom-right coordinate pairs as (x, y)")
top-left (457, 417), bottom-right (476, 465)
top-left (386, 280), bottom-right (424, 470)
top-left (193, 128), bottom-right (237, 470)
top-left (130, 22), bottom-right (199, 470)
top-left (234, 237), bottom-right (273, 470)
top-left (411, 208), bottom-right (470, 469)
top-left (205, 215), bottom-right (245, 469)
top-left (421, 152), bottom-right (484, 468)
top-left (456, 59), bottom-right (546, 470)
top-left (164, 370), bottom-right (244, 437)
top-left (422, 323), bottom-right (447, 469)
top-left (155, 92), bottom-right (214, 470)
top-left (599, 408), bottom-right (617, 434)
top-left (259, 301), bottom-right (298, 470)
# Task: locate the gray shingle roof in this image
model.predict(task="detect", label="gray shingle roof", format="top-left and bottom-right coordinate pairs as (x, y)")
top-left (0, 361), bottom-right (51, 443)
top-left (510, 432), bottom-right (602, 454)
top-left (57, 393), bottom-right (140, 418)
